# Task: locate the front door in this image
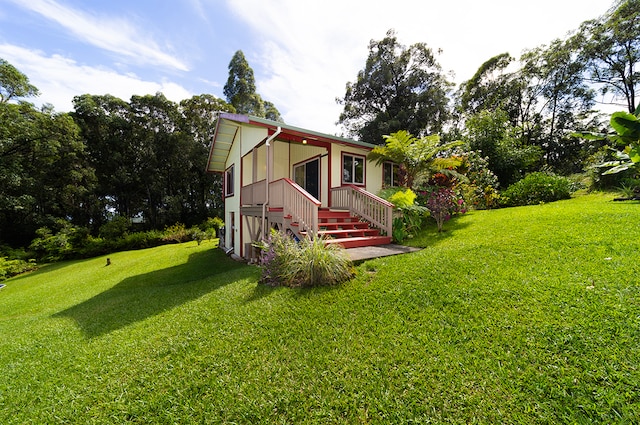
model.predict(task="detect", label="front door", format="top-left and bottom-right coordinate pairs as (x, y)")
top-left (293, 157), bottom-right (320, 201)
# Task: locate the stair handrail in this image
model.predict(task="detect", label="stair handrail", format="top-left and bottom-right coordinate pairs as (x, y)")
top-left (269, 178), bottom-right (320, 237)
top-left (331, 185), bottom-right (394, 237)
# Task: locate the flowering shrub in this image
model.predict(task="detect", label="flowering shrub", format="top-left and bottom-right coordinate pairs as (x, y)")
top-left (423, 187), bottom-right (467, 232)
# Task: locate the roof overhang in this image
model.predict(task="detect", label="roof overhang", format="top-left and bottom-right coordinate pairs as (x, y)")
top-left (206, 112), bottom-right (375, 173)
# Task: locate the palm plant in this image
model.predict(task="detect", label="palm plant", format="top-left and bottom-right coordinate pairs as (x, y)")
top-left (367, 130), bottom-right (465, 187)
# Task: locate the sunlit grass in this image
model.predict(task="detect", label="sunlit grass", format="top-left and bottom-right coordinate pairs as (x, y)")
top-left (1, 194), bottom-right (639, 423)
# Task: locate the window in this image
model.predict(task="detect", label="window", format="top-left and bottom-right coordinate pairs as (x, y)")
top-left (383, 162), bottom-right (400, 187)
top-left (293, 157), bottom-right (320, 200)
top-left (342, 153), bottom-right (365, 185)
top-left (224, 164), bottom-right (234, 197)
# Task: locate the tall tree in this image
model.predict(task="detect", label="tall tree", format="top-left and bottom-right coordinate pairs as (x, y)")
top-left (179, 94), bottom-right (235, 220)
top-left (575, 0), bottom-right (640, 113)
top-left (457, 53), bottom-right (523, 125)
top-left (337, 29), bottom-right (452, 144)
top-left (519, 38), bottom-right (597, 172)
top-left (72, 94), bottom-right (138, 224)
top-left (1, 59), bottom-right (94, 245)
top-left (223, 50), bottom-right (282, 121)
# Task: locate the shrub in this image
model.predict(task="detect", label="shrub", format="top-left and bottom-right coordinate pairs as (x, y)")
top-left (99, 215), bottom-right (131, 240)
top-left (255, 230), bottom-right (354, 287)
top-left (28, 221), bottom-right (82, 262)
top-left (459, 151), bottom-right (501, 210)
top-left (200, 217), bottom-right (224, 233)
top-left (388, 188), bottom-right (417, 208)
top-left (423, 186), bottom-right (466, 232)
top-left (500, 172), bottom-right (572, 207)
top-left (0, 257), bottom-right (37, 281)
top-left (163, 223), bottom-right (190, 243)
top-left (378, 188), bottom-right (430, 242)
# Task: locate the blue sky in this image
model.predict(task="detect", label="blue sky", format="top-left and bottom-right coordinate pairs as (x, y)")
top-left (0, 0), bottom-right (613, 134)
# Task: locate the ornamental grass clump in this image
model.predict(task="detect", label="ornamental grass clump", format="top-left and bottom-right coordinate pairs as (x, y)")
top-left (256, 229), bottom-right (354, 287)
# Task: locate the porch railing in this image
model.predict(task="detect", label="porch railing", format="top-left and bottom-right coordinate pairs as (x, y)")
top-left (241, 179), bottom-right (267, 206)
top-left (269, 178), bottom-right (320, 236)
top-left (331, 185), bottom-right (394, 237)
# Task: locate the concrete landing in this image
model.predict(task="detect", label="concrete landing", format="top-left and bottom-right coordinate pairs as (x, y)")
top-left (345, 244), bottom-right (421, 262)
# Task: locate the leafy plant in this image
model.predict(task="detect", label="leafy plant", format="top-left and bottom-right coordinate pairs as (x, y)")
top-left (458, 151), bottom-right (501, 210)
top-left (379, 188), bottom-right (430, 242)
top-left (162, 223), bottom-right (190, 243)
top-left (575, 111), bottom-right (640, 178)
top-left (0, 257), bottom-right (37, 281)
top-left (255, 229), bottom-right (353, 287)
top-left (98, 215), bottom-right (131, 240)
top-left (500, 172), bottom-right (572, 207)
top-left (388, 188), bottom-right (417, 208)
top-left (367, 130), bottom-right (464, 187)
top-left (424, 186), bottom-right (465, 232)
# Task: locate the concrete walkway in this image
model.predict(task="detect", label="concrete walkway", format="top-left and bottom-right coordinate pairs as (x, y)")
top-left (345, 244), bottom-right (421, 262)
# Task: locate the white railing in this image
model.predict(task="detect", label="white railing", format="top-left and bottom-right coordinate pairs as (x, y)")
top-left (269, 178), bottom-right (320, 236)
top-left (241, 179), bottom-right (267, 206)
top-left (331, 185), bottom-right (394, 236)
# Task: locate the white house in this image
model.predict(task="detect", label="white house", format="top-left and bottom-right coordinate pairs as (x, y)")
top-left (206, 113), bottom-right (394, 260)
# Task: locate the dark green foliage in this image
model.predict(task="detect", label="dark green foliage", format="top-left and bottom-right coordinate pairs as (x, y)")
top-left (0, 257), bottom-right (36, 281)
top-left (500, 172), bottom-right (573, 207)
top-left (98, 215), bottom-right (131, 240)
top-left (223, 50), bottom-right (282, 121)
top-left (464, 109), bottom-right (543, 187)
top-left (459, 151), bottom-right (500, 210)
top-left (337, 29), bottom-right (451, 143)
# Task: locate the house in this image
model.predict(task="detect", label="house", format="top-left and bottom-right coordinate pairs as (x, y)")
top-left (206, 112), bottom-right (394, 261)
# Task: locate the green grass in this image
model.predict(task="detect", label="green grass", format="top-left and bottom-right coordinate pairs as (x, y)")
top-left (1, 193), bottom-right (639, 423)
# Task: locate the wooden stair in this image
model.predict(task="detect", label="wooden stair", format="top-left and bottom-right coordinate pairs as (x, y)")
top-left (296, 209), bottom-right (391, 249)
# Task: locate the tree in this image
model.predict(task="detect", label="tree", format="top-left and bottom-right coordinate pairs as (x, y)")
top-left (575, 0), bottom-right (640, 113)
top-left (367, 130), bottom-right (464, 188)
top-left (0, 63), bottom-right (94, 246)
top-left (337, 29), bottom-right (452, 144)
top-left (179, 94), bottom-right (235, 219)
top-left (72, 94), bottom-right (138, 225)
top-left (519, 38), bottom-right (597, 173)
top-left (464, 109), bottom-right (542, 187)
top-left (457, 53), bottom-right (523, 125)
top-left (223, 50), bottom-right (282, 121)
top-left (0, 58), bottom-right (39, 103)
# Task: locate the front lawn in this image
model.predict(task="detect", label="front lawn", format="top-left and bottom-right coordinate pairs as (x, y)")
top-left (0, 193), bottom-right (638, 423)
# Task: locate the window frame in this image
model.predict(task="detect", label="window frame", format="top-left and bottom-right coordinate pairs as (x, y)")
top-left (224, 164), bottom-right (235, 197)
top-left (383, 162), bottom-right (400, 187)
top-left (341, 152), bottom-right (366, 186)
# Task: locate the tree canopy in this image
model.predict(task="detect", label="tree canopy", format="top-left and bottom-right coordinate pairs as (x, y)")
top-left (337, 29), bottom-right (452, 144)
top-left (223, 50), bottom-right (283, 121)
top-left (575, 0), bottom-right (640, 113)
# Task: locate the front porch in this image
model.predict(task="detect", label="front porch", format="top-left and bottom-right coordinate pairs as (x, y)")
top-left (240, 179), bottom-right (393, 260)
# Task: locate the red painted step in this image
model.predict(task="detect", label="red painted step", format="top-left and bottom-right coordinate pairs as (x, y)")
top-left (324, 236), bottom-right (392, 249)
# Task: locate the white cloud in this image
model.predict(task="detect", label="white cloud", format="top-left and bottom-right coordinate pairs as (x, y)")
top-left (8, 0), bottom-right (188, 71)
top-left (0, 44), bottom-right (192, 111)
top-left (224, 0), bottom-right (611, 135)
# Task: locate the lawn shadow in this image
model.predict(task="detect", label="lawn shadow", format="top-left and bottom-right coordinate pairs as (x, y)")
top-left (54, 248), bottom-right (247, 338)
